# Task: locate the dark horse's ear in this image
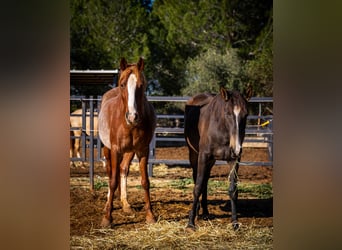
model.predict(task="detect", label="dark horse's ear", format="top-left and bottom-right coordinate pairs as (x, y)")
top-left (137, 57), bottom-right (144, 71)
top-left (243, 84), bottom-right (253, 101)
top-left (220, 86), bottom-right (231, 101)
top-left (120, 58), bottom-right (128, 71)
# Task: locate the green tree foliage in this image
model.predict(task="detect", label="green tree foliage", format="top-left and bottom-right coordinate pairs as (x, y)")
top-left (70, 0), bottom-right (151, 69)
top-left (244, 11), bottom-right (273, 96)
top-left (70, 0), bottom-right (273, 97)
top-left (148, 0), bottom-right (273, 96)
top-left (181, 48), bottom-right (243, 96)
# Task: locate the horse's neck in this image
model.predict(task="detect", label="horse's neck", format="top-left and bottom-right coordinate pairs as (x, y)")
top-left (210, 95), bottom-right (225, 112)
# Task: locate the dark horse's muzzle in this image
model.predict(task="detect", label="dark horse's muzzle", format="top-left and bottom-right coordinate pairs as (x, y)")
top-left (230, 147), bottom-right (242, 160)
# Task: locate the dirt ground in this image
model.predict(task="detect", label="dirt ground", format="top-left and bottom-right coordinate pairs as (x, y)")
top-left (70, 146), bottom-right (273, 237)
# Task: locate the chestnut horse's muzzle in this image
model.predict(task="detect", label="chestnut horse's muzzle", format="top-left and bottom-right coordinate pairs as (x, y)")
top-left (125, 111), bottom-right (140, 126)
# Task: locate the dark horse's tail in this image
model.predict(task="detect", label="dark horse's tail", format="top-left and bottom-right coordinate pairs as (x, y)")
top-left (184, 105), bottom-right (202, 154)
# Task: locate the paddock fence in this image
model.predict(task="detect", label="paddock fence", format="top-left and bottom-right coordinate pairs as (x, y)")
top-left (70, 96), bottom-right (273, 189)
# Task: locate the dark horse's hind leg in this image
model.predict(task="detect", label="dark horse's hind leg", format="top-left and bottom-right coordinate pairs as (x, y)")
top-left (189, 149), bottom-right (201, 216)
top-left (187, 176), bottom-right (203, 231)
top-left (187, 153), bottom-right (209, 231)
top-left (229, 160), bottom-right (240, 230)
top-left (200, 160), bottom-right (215, 220)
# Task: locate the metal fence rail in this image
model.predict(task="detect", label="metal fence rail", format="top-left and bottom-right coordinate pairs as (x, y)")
top-left (70, 95), bottom-right (273, 188)
top-left (70, 96), bottom-right (102, 189)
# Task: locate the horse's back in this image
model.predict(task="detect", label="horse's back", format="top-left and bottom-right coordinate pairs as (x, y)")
top-left (70, 109), bottom-right (82, 129)
top-left (186, 93), bottom-right (214, 106)
top-left (70, 109), bottom-right (98, 136)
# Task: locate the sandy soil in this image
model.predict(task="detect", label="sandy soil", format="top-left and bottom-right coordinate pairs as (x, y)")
top-left (70, 146), bottom-right (273, 236)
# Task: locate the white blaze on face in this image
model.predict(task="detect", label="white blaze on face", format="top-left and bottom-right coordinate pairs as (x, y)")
top-left (233, 106), bottom-right (241, 155)
top-left (127, 73), bottom-right (137, 119)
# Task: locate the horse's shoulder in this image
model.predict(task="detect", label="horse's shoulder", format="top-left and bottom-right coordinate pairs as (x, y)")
top-left (102, 92), bottom-right (121, 108)
top-left (102, 87), bottom-right (120, 104)
top-left (71, 109), bottom-right (82, 115)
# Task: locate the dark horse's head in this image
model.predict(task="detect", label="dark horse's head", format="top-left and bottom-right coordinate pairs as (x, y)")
top-left (118, 57), bottom-right (147, 126)
top-left (218, 87), bottom-right (249, 159)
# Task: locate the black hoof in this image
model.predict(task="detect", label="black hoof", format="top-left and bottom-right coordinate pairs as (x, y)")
top-left (200, 213), bottom-right (212, 220)
top-left (232, 221), bottom-right (239, 230)
top-left (185, 224), bottom-right (196, 233)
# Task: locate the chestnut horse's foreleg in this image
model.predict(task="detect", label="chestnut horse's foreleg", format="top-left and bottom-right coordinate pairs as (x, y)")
top-left (137, 149), bottom-right (156, 224)
top-left (228, 160), bottom-right (240, 230)
top-left (101, 147), bottom-right (120, 227)
top-left (120, 152), bottom-right (135, 214)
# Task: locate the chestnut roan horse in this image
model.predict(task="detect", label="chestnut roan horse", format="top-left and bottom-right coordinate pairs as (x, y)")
top-left (184, 87), bottom-right (250, 231)
top-left (98, 57), bottom-right (156, 227)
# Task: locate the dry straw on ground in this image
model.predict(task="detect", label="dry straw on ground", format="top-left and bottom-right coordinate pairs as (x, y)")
top-left (70, 218), bottom-right (272, 249)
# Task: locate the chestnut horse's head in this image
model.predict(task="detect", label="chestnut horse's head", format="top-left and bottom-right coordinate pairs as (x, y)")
top-left (118, 57), bottom-right (147, 126)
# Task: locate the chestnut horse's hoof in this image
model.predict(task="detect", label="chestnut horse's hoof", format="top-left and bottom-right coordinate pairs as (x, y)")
top-left (122, 205), bottom-right (134, 214)
top-left (146, 215), bottom-right (156, 224)
top-left (100, 217), bottom-right (112, 228)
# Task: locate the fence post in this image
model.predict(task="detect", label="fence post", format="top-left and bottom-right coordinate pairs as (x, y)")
top-left (268, 119), bottom-right (273, 162)
top-left (89, 96), bottom-right (95, 190)
top-left (148, 134), bottom-right (156, 177)
top-left (81, 100), bottom-right (86, 161)
top-left (96, 95), bottom-right (102, 161)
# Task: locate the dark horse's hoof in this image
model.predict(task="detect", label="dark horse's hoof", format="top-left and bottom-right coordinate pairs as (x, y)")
top-left (232, 221), bottom-right (240, 230)
top-left (200, 213), bottom-right (212, 221)
top-left (185, 224), bottom-right (196, 233)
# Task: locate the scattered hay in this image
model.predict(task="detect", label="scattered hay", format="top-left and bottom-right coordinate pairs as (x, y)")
top-left (70, 219), bottom-right (273, 249)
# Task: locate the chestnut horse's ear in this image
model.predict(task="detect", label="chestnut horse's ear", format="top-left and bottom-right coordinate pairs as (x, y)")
top-left (220, 86), bottom-right (230, 101)
top-left (120, 58), bottom-right (128, 71)
top-left (244, 84), bottom-right (253, 101)
top-left (137, 57), bottom-right (144, 71)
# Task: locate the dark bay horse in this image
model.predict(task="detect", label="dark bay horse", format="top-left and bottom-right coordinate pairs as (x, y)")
top-left (98, 57), bottom-right (156, 227)
top-left (184, 87), bottom-right (250, 231)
